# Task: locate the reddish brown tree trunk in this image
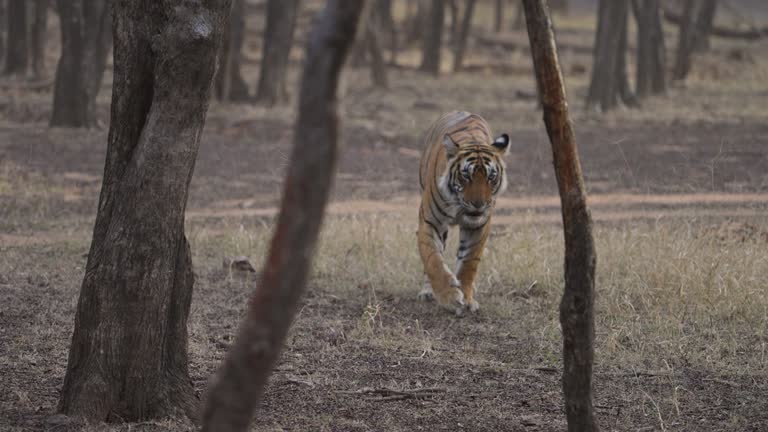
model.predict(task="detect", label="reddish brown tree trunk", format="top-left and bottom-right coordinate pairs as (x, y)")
top-left (4, 0), bottom-right (27, 75)
top-left (58, 0), bottom-right (230, 422)
top-left (201, 2), bottom-right (364, 431)
top-left (50, 0), bottom-right (112, 127)
top-left (522, 1), bottom-right (598, 431)
top-left (255, 0), bottom-right (300, 105)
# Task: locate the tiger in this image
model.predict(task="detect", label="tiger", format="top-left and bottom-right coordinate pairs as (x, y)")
top-left (417, 111), bottom-right (510, 315)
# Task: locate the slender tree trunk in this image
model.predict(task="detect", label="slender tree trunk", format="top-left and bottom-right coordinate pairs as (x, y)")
top-left (673, 0), bottom-right (696, 80)
top-left (376, 0), bottom-right (397, 64)
top-left (255, 0), bottom-right (300, 106)
top-left (201, 2), bottom-right (363, 431)
top-left (4, 0), bottom-right (27, 75)
top-left (522, 2), bottom-right (598, 431)
top-left (420, 0), bottom-right (444, 76)
top-left (216, 0), bottom-right (249, 102)
top-left (494, 0), bottom-right (504, 32)
top-left (634, 0), bottom-right (666, 98)
top-left (586, 0), bottom-right (634, 111)
top-left (50, 0), bottom-right (113, 128)
top-left (58, 0), bottom-right (229, 422)
top-left (31, 0), bottom-right (48, 79)
top-left (452, 0), bottom-right (476, 72)
top-left (693, 0), bottom-right (717, 52)
top-left (447, 0), bottom-right (458, 46)
top-left (0, 1), bottom-right (6, 67)
top-left (512, 3), bottom-right (525, 30)
top-left (365, 5), bottom-right (388, 88)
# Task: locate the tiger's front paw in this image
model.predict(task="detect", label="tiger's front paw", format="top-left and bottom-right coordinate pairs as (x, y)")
top-left (434, 285), bottom-right (465, 316)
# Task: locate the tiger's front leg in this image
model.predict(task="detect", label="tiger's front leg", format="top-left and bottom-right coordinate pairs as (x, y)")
top-left (417, 219), bottom-right (465, 314)
top-left (455, 221), bottom-right (491, 313)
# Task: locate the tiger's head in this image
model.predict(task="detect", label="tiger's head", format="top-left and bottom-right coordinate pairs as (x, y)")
top-left (441, 133), bottom-right (510, 222)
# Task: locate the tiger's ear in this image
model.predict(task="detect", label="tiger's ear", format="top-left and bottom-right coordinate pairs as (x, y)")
top-left (492, 133), bottom-right (510, 155)
top-left (443, 134), bottom-right (459, 157)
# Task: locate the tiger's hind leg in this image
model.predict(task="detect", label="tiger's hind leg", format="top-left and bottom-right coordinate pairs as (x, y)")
top-left (455, 221), bottom-right (491, 313)
top-left (417, 274), bottom-right (434, 302)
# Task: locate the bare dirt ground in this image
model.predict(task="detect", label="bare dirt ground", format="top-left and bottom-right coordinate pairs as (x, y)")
top-left (2, 3), bottom-right (768, 431)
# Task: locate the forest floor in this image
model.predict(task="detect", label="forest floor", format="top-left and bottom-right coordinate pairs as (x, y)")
top-left (3, 5), bottom-right (768, 432)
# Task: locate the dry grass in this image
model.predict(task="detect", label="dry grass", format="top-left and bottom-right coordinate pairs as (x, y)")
top-left (187, 213), bottom-right (768, 377)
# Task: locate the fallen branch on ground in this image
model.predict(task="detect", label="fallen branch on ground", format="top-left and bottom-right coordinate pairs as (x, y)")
top-left (336, 387), bottom-right (446, 401)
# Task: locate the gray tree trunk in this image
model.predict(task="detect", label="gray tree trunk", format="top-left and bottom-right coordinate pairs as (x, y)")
top-left (673, 0), bottom-right (696, 80)
top-left (31, 0), bottom-right (48, 79)
top-left (693, 0), bottom-right (717, 52)
top-left (216, 0), bottom-right (249, 102)
top-left (201, 2), bottom-right (363, 431)
top-left (58, 0), bottom-right (230, 422)
top-left (585, 0), bottom-right (635, 111)
top-left (633, 0), bottom-right (666, 98)
top-left (255, 0), bottom-right (300, 106)
top-left (494, 0), bottom-right (503, 32)
top-left (420, 0), bottom-right (444, 76)
top-left (452, 0), bottom-right (476, 72)
top-left (50, 0), bottom-right (112, 127)
top-left (4, 0), bottom-right (27, 75)
top-left (522, 2), bottom-right (598, 430)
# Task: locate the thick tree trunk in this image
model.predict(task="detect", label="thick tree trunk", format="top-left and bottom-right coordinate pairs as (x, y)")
top-left (585, 0), bottom-right (634, 111)
top-left (452, 0), bottom-right (476, 72)
top-left (31, 0), bottom-right (48, 79)
top-left (420, 0), bottom-right (444, 76)
top-left (58, 0), bottom-right (229, 423)
top-left (633, 0), bottom-right (666, 98)
top-left (673, 0), bottom-right (696, 80)
top-left (201, 2), bottom-right (363, 431)
top-left (50, 0), bottom-right (113, 128)
top-left (216, 0), bottom-right (249, 102)
top-left (255, 0), bottom-right (300, 106)
top-left (4, 0), bottom-right (27, 75)
top-left (522, 1), bottom-right (598, 431)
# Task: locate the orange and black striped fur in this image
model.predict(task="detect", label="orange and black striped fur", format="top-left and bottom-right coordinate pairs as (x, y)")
top-left (417, 111), bottom-right (510, 315)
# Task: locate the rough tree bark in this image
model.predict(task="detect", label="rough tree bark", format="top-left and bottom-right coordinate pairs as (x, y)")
top-left (522, 1), bottom-right (598, 431)
top-left (673, 0), bottom-right (696, 80)
top-left (50, 0), bottom-right (113, 127)
top-left (585, 0), bottom-right (636, 111)
top-left (452, 0), bottom-right (476, 72)
top-left (31, 0), bottom-right (48, 79)
top-left (420, 0), bottom-right (444, 76)
top-left (58, 0), bottom-right (230, 422)
top-left (633, 0), bottom-right (666, 98)
top-left (4, 0), bottom-right (27, 75)
top-left (255, 0), bottom-right (300, 106)
top-left (201, 2), bottom-right (364, 431)
top-left (216, 0), bottom-right (249, 102)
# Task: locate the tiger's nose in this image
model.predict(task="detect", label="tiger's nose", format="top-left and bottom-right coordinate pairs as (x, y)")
top-left (469, 200), bottom-right (486, 210)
